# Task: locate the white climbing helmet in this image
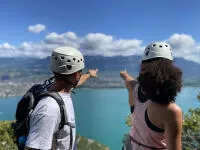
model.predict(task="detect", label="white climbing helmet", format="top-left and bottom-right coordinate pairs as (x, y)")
top-left (50, 47), bottom-right (85, 75)
top-left (142, 42), bottom-right (173, 61)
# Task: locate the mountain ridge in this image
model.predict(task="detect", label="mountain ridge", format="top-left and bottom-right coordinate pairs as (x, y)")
top-left (0, 55), bottom-right (200, 85)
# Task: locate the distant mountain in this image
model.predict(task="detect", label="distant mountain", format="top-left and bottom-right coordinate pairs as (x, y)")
top-left (32, 55), bottom-right (200, 76)
top-left (174, 57), bottom-right (200, 77)
top-left (0, 57), bottom-right (41, 67)
top-left (0, 56), bottom-right (200, 86)
top-left (27, 55), bottom-right (141, 72)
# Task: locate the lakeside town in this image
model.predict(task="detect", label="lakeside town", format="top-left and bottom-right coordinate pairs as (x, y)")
top-left (1, 76), bottom-right (200, 98)
top-left (0, 73), bottom-right (125, 98)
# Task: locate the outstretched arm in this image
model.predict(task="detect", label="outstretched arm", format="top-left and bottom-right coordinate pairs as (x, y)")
top-left (76, 69), bottom-right (98, 87)
top-left (120, 70), bottom-right (137, 107)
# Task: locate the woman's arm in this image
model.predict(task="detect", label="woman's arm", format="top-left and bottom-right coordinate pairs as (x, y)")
top-left (164, 104), bottom-right (182, 150)
top-left (76, 69), bottom-right (98, 87)
top-left (120, 70), bottom-right (137, 107)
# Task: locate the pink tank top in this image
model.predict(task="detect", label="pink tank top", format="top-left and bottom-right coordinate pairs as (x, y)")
top-left (130, 84), bottom-right (167, 149)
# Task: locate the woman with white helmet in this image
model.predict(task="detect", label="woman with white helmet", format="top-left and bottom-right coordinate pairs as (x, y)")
top-left (121, 42), bottom-right (182, 150)
top-left (25, 47), bottom-right (98, 150)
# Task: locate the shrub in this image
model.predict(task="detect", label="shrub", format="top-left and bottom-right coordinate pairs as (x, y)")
top-left (0, 121), bottom-right (17, 150)
top-left (0, 121), bottom-right (110, 150)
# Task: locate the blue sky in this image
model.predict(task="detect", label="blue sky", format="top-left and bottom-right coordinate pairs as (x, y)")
top-left (0, 0), bottom-right (200, 63)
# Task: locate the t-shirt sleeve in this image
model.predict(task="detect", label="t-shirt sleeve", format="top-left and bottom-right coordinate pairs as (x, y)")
top-left (25, 99), bottom-right (60, 149)
top-left (25, 113), bottom-right (58, 149)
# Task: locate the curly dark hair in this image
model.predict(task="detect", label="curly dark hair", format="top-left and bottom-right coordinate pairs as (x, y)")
top-left (137, 58), bottom-right (182, 104)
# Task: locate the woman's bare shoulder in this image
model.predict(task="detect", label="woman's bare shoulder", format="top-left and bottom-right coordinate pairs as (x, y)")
top-left (166, 103), bottom-right (182, 114)
top-left (162, 103), bottom-right (182, 124)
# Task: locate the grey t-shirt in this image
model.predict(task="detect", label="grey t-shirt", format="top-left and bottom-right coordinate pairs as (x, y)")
top-left (25, 92), bottom-right (76, 150)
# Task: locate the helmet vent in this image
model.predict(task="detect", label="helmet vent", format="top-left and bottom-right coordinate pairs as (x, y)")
top-left (159, 45), bottom-right (163, 48)
top-left (67, 60), bottom-right (71, 62)
top-left (153, 44), bottom-right (156, 47)
top-left (165, 45), bottom-right (168, 47)
top-left (73, 58), bottom-right (76, 61)
top-left (145, 51), bottom-right (149, 56)
top-left (55, 57), bottom-right (57, 60)
top-left (67, 65), bottom-right (72, 70)
top-left (78, 60), bottom-right (80, 63)
top-left (81, 59), bottom-right (82, 61)
top-left (61, 56), bottom-right (65, 60)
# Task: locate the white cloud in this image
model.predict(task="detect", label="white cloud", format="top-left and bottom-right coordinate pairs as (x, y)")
top-left (0, 43), bottom-right (17, 57)
top-left (28, 24), bottom-right (46, 33)
top-left (167, 34), bottom-right (195, 49)
top-left (167, 34), bottom-right (200, 63)
top-left (0, 43), bottom-right (16, 49)
top-left (80, 33), bottom-right (143, 56)
top-left (44, 32), bottom-right (79, 48)
top-left (1, 32), bottom-right (200, 64)
top-left (44, 32), bottom-right (144, 57)
top-left (19, 41), bottom-right (56, 58)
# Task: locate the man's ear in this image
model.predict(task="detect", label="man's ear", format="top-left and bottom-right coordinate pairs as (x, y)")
top-left (73, 72), bottom-right (79, 78)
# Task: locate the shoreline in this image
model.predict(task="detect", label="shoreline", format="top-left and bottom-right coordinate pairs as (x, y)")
top-left (0, 84), bottom-right (200, 99)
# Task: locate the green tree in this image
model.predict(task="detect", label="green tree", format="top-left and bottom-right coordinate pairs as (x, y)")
top-left (182, 108), bottom-right (200, 149)
top-left (181, 94), bottom-right (200, 149)
top-left (0, 121), bottom-right (17, 150)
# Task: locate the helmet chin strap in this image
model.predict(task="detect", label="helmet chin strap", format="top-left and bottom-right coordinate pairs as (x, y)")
top-left (55, 75), bottom-right (81, 89)
top-left (62, 78), bottom-right (77, 88)
top-left (72, 75), bottom-right (82, 88)
top-left (45, 76), bottom-right (77, 94)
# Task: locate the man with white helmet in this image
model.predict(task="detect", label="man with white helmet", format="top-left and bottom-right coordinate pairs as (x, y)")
top-left (121, 42), bottom-right (182, 150)
top-left (25, 47), bottom-right (98, 150)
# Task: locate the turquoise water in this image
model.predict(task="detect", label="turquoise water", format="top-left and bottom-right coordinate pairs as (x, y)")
top-left (0, 87), bottom-right (200, 150)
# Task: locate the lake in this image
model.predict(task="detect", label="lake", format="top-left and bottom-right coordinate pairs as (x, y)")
top-left (0, 87), bottom-right (200, 150)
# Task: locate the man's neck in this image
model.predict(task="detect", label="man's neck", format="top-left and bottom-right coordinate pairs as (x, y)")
top-left (59, 89), bottom-right (71, 94)
top-left (47, 82), bottom-right (72, 94)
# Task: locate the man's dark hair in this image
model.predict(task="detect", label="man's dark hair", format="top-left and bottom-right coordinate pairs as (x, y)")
top-left (137, 58), bottom-right (182, 104)
top-left (53, 70), bottom-right (82, 81)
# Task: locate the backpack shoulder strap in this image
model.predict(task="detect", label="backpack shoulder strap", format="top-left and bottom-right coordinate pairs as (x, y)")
top-left (37, 92), bottom-right (74, 150)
